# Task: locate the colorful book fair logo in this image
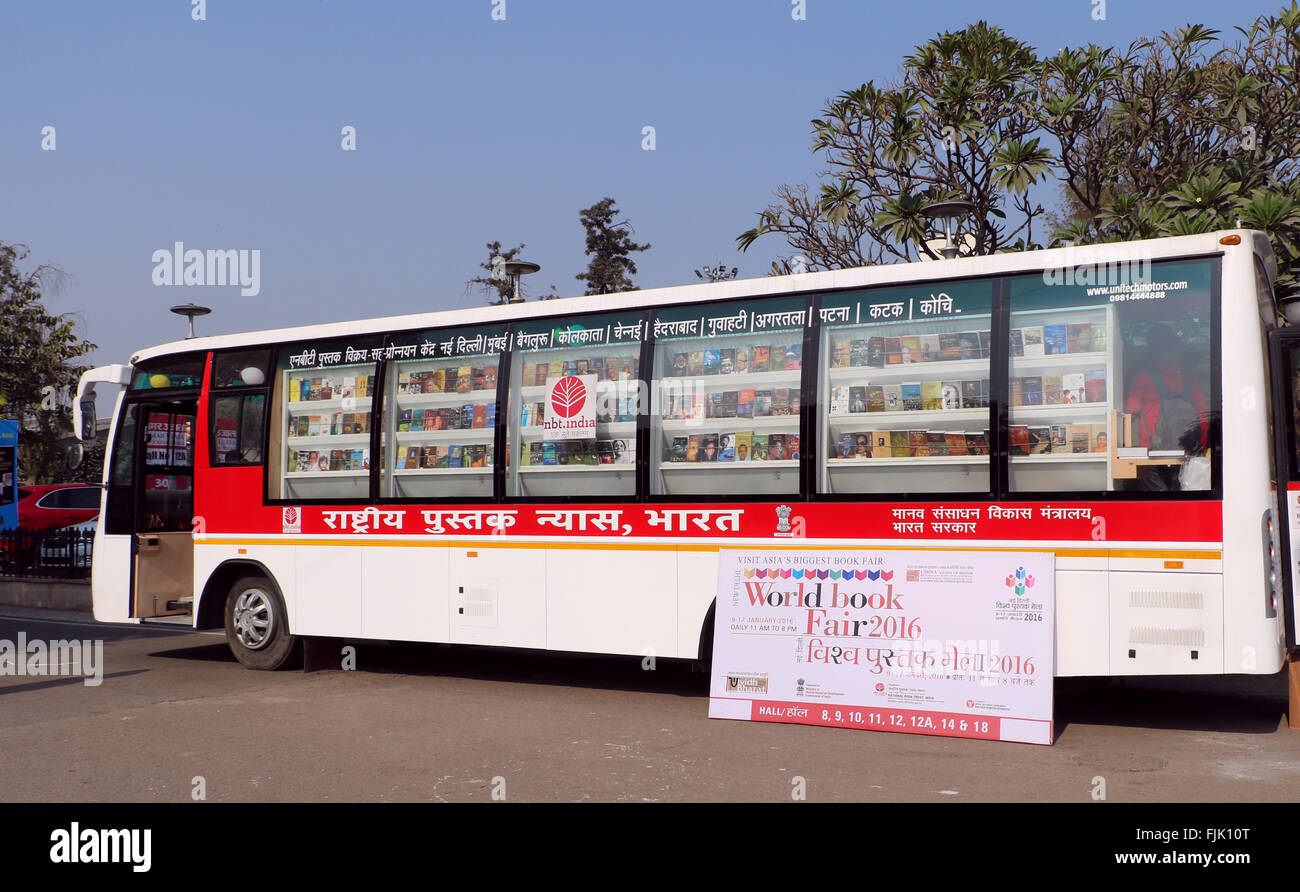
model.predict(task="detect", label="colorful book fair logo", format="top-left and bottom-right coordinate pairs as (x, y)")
top-left (1005, 566), bottom-right (1035, 595)
top-left (743, 567), bottom-right (894, 581)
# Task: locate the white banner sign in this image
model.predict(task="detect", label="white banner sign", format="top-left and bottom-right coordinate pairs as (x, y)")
top-left (543, 374), bottom-right (597, 441)
top-left (709, 549), bottom-right (1055, 745)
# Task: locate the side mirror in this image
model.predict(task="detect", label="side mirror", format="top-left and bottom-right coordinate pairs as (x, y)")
top-left (80, 398), bottom-right (97, 443)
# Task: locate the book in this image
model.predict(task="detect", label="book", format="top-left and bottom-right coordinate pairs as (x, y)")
top-left (752, 346), bottom-right (770, 372)
top-left (1068, 423), bottom-right (1091, 453)
top-left (866, 337), bottom-right (885, 368)
top-left (735, 347), bottom-right (751, 374)
top-left (961, 380), bottom-right (982, 410)
top-left (900, 336), bottom-right (922, 364)
top-left (720, 349), bottom-right (736, 375)
top-left (849, 339), bottom-right (869, 367)
top-left (945, 431), bottom-right (968, 456)
top-left (1009, 425), bottom-right (1031, 456)
top-left (1028, 426), bottom-right (1051, 454)
top-left (1067, 323), bottom-right (1092, 354)
top-left (940, 381), bottom-right (962, 410)
top-left (473, 404), bottom-right (487, 429)
top-left (1009, 377), bottom-right (1023, 407)
top-left (919, 334), bottom-right (941, 363)
top-left (977, 330), bottom-right (991, 360)
top-left (882, 384), bottom-right (903, 412)
top-left (889, 430), bottom-right (910, 458)
top-left (849, 386), bottom-right (868, 414)
top-left (784, 343), bottom-right (803, 370)
top-left (964, 431), bottom-right (988, 455)
top-left (734, 431), bottom-right (753, 462)
top-left (754, 390), bottom-right (773, 417)
top-left (686, 435), bottom-right (702, 462)
top-left (1062, 372), bottom-right (1085, 404)
top-left (786, 434), bottom-right (800, 460)
top-left (1008, 329), bottom-right (1024, 357)
top-left (702, 349), bottom-right (721, 375)
top-left (1022, 325), bottom-right (1045, 357)
top-left (738, 389), bottom-right (755, 417)
top-left (751, 434), bottom-right (768, 461)
top-left (884, 337), bottom-right (903, 365)
top-left (921, 381), bottom-right (943, 411)
top-left (1043, 374), bottom-right (1063, 405)
top-left (1091, 323), bottom-right (1107, 353)
top-left (771, 389), bottom-right (792, 416)
top-left (867, 385), bottom-right (886, 413)
top-left (958, 332), bottom-right (981, 360)
top-left (938, 333), bottom-right (962, 361)
top-left (767, 345), bottom-right (787, 372)
top-left (767, 434), bottom-right (787, 461)
top-left (924, 430), bottom-right (949, 456)
top-left (836, 433), bottom-right (854, 459)
top-left (901, 382), bottom-right (923, 412)
top-left (1051, 424), bottom-right (1068, 451)
top-left (670, 437), bottom-right (687, 462)
top-left (869, 431), bottom-right (889, 458)
top-left (1084, 369), bottom-right (1106, 404)
top-left (1090, 423), bottom-right (1108, 454)
top-left (1044, 324), bottom-right (1068, 355)
top-left (1021, 376), bottom-right (1043, 406)
top-left (831, 386), bottom-right (850, 415)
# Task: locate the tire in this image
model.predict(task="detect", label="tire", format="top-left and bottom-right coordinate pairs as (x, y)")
top-left (224, 575), bottom-right (300, 670)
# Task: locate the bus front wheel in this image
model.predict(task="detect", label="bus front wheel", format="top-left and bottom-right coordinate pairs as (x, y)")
top-left (224, 575), bottom-right (300, 670)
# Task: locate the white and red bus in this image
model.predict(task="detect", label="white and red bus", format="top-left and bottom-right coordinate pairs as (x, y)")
top-left (74, 230), bottom-right (1299, 678)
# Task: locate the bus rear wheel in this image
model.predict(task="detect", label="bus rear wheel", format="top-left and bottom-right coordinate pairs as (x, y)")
top-left (224, 575), bottom-right (300, 670)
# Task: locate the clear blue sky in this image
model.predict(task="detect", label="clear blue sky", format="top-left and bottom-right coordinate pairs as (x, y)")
top-left (2, 0), bottom-right (1286, 375)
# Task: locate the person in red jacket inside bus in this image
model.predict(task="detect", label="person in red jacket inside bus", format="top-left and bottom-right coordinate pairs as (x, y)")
top-left (1124, 323), bottom-right (1210, 490)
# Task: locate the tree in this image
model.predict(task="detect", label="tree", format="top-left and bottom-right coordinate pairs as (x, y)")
top-left (739, 22), bottom-right (1052, 268)
top-left (738, 7), bottom-right (1300, 291)
top-left (575, 198), bottom-right (651, 294)
top-left (466, 240), bottom-right (527, 305)
top-left (0, 242), bottom-right (96, 483)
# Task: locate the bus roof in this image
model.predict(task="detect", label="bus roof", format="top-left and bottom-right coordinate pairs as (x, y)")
top-left (129, 229), bottom-right (1271, 365)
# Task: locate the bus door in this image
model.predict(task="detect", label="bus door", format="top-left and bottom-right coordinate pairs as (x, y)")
top-left (131, 399), bottom-right (199, 618)
top-left (1268, 328), bottom-right (1300, 653)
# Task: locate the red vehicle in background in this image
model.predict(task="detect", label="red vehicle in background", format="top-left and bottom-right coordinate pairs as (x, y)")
top-left (16, 483), bottom-right (102, 531)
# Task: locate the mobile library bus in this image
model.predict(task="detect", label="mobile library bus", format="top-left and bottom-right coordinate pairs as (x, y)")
top-left (75, 230), bottom-right (1298, 681)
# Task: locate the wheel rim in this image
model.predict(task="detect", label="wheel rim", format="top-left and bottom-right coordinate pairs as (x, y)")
top-left (233, 588), bottom-right (274, 650)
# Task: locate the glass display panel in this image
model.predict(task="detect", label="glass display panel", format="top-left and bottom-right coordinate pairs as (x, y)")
top-left (141, 407), bottom-right (195, 531)
top-left (274, 338), bottom-right (381, 500)
top-left (212, 349), bottom-right (272, 388)
top-left (650, 297), bottom-right (806, 496)
top-left (212, 394), bottom-right (266, 465)
top-left (381, 327), bottom-right (507, 500)
top-left (1008, 258), bottom-right (1216, 493)
top-left (130, 355), bottom-right (204, 391)
top-left (817, 280), bottom-right (994, 494)
top-left (506, 314), bottom-right (644, 498)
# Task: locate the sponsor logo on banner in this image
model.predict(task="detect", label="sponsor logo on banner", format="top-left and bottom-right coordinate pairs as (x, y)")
top-left (726, 674), bottom-right (769, 694)
top-left (774, 504), bottom-right (793, 537)
top-left (282, 506), bottom-right (301, 533)
top-left (543, 374), bottom-right (596, 440)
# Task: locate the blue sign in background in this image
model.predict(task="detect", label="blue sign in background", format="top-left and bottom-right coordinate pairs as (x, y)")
top-left (0, 420), bottom-right (18, 530)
